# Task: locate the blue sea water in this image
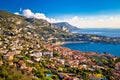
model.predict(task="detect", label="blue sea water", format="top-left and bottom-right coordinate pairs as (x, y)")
top-left (72, 28), bottom-right (120, 37)
top-left (62, 42), bottom-right (120, 57)
top-left (62, 28), bottom-right (120, 56)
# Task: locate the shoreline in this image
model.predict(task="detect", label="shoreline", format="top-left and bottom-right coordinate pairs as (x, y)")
top-left (53, 40), bottom-right (120, 46)
top-left (54, 41), bottom-right (87, 45)
top-left (55, 41), bottom-right (120, 57)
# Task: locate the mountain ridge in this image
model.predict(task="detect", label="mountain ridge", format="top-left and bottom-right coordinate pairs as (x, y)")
top-left (52, 22), bottom-right (80, 32)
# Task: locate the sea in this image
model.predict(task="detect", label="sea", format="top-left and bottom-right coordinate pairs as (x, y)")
top-left (62, 28), bottom-right (120, 57)
top-left (72, 28), bottom-right (120, 37)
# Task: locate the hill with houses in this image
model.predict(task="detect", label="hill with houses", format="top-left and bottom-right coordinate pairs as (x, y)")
top-left (0, 10), bottom-right (120, 80)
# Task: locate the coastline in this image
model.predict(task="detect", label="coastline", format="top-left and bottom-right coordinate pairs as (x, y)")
top-left (54, 41), bottom-right (87, 45)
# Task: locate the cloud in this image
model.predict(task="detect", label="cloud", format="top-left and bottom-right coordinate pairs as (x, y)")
top-left (14, 9), bottom-right (120, 28)
top-left (34, 13), bottom-right (46, 19)
top-left (22, 9), bottom-right (34, 18)
top-left (53, 15), bottom-right (120, 28)
top-left (14, 12), bottom-right (20, 15)
top-left (21, 9), bottom-right (56, 23)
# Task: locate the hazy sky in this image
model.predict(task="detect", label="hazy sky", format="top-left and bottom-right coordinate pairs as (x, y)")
top-left (0, 0), bottom-right (120, 28)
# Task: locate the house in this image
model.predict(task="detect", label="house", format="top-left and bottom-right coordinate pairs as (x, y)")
top-left (15, 50), bottom-right (21, 54)
top-left (113, 57), bottom-right (118, 61)
top-left (71, 64), bottom-right (78, 68)
top-left (8, 61), bottom-right (14, 65)
top-left (78, 65), bottom-right (83, 69)
top-left (0, 49), bottom-right (8, 54)
top-left (43, 52), bottom-right (53, 57)
top-left (58, 73), bottom-right (73, 80)
top-left (33, 56), bottom-right (41, 62)
top-left (3, 52), bottom-right (14, 61)
top-left (30, 51), bottom-right (42, 61)
top-left (18, 60), bottom-right (27, 70)
top-left (115, 62), bottom-right (120, 70)
top-left (48, 64), bottom-right (56, 69)
top-left (73, 77), bottom-right (79, 80)
top-left (92, 65), bottom-right (105, 69)
top-left (82, 64), bottom-right (87, 69)
top-left (87, 68), bottom-right (95, 71)
top-left (68, 60), bottom-right (79, 68)
top-left (26, 60), bottom-right (34, 64)
top-left (57, 59), bottom-right (65, 65)
top-left (30, 51), bottom-right (42, 57)
top-left (27, 67), bottom-right (33, 72)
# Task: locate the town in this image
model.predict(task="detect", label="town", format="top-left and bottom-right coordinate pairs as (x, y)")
top-left (0, 10), bottom-right (120, 80)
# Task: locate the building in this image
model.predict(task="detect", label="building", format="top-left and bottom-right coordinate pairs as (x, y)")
top-left (3, 52), bottom-right (14, 61)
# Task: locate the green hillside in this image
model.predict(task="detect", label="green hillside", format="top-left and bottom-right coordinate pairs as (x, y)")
top-left (0, 10), bottom-right (120, 80)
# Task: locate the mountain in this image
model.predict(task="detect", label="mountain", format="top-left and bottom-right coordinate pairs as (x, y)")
top-left (0, 10), bottom-right (74, 43)
top-left (52, 22), bottom-right (80, 32)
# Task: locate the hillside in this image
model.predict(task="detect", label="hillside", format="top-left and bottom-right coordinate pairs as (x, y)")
top-left (0, 10), bottom-right (119, 44)
top-left (53, 22), bottom-right (80, 32)
top-left (0, 10), bottom-right (120, 80)
top-left (0, 10), bottom-right (74, 43)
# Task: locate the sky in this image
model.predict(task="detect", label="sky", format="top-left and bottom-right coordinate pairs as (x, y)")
top-left (0, 0), bottom-right (120, 28)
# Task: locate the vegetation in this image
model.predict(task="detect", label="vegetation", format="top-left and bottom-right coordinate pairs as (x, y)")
top-left (0, 10), bottom-right (120, 80)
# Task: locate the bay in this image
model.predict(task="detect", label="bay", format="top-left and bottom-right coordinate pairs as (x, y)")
top-left (62, 42), bottom-right (120, 57)
top-left (62, 28), bottom-right (120, 56)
